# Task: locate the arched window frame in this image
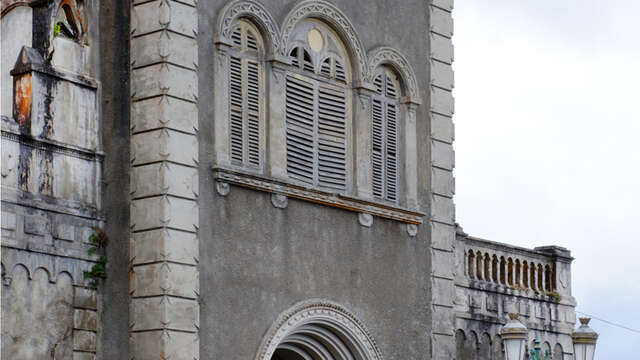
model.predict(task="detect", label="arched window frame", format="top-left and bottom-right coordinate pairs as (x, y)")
top-left (364, 47), bottom-right (421, 210)
top-left (226, 19), bottom-right (266, 170)
top-left (282, 20), bottom-right (353, 193)
top-left (370, 66), bottom-right (402, 204)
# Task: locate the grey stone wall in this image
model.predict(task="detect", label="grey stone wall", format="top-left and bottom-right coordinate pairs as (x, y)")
top-left (198, 0), bottom-right (438, 359)
top-left (1, 1), bottom-right (103, 359)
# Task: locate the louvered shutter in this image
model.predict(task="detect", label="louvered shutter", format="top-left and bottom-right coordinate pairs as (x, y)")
top-left (286, 75), bottom-right (346, 191)
top-left (246, 60), bottom-right (260, 166)
top-left (286, 75), bottom-right (315, 185)
top-left (229, 56), bottom-right (244, 163)
top-left (320, 58), bottom-right (331, 77)
top-left (335, 60), bottom-right (346, 82)
top-left (228, 24), bottom-right (262, 168)
top-left (385, 102), bottom-right (398, 201)
top-left (372, 98), bottom-right (384, 198)
top-left (317, 83), bottom-right (346, 190)
top-left (371, 73), bottom-right (399, 202)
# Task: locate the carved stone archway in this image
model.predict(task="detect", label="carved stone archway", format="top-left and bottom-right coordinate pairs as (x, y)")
top-left (256, 300), bottom-right (384, 360)
top-left (279, 0), bottom-right (368, 82)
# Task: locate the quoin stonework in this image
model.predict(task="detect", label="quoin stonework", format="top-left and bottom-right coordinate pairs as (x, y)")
top-left (1, 1), bottom-right (578, 359)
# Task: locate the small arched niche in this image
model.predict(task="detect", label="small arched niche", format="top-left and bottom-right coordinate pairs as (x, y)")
top-left (256, 300), bottom-right (383, 360)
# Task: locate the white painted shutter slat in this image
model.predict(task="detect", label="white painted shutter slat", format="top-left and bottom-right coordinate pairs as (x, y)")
top-left (372, 73), bottom-right (399, 202)
top-left (317, 84), bottom-right (346, 190)
top-left (229, 56), bottom-right (244, 163)
top-left (372, 98), bottom-right (384, 198)
top-left (247, 60), bottom-right (260, 166)
top-left (386, 102), bottom-right (398, 201)
top-left (335, 60), bottom-right (346, 82)
top-left (286, 75), bottom-right (315, 184)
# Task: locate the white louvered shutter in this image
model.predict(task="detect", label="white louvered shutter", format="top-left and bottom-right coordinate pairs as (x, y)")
top-left (286, 75), bottom-right (315, 185)
top-left (246, 60), bottom-right (260, 166)
top-left (372, 73), bottom-right (399, 202)
top-left (286, 75), bottom-right (347, 191)
top-left (317, 82), bottom-right (346, 190)
top-left (228, 24), bottom-right (262, 168)
top-left (372, 98), bottom-right (384, 198)
top-left (229, 56), bottom-right (244, 163)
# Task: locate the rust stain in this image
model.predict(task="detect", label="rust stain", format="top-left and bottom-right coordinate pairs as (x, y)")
top-left (13, 73), bottom-right (32, 133)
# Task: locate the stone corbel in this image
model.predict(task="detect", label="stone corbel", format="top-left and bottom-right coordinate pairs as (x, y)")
top-left (216, 181), bottom-right (230, 196)
top-left (358, 213), bottom-right (373, 227)
top-left (271, 193), bottom-right (288, 209)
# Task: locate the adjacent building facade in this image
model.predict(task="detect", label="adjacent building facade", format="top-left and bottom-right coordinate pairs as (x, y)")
top-left (0, 0), bottom-right (577, 359)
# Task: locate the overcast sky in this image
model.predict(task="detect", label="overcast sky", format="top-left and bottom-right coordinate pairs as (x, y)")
top-left (453, 0), bottom-right (640, 358)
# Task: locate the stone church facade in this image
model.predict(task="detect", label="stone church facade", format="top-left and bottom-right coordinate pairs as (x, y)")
top-left (0, 0), bottom-right (577, 359)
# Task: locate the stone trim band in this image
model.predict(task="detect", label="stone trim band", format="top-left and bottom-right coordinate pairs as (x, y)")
top-left (213, 167), bottom-right (425, 224)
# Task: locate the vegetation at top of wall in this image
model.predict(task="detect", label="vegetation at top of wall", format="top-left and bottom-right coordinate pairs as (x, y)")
top-left (83, 227), bottom-right (108, 288)
top-left (543, 291), bottom-right (562, 303)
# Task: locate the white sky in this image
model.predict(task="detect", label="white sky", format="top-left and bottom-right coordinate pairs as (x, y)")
top-left (453, 0), bottom-right (640, 358)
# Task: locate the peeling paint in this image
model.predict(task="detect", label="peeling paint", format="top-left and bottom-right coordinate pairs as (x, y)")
top-left (13, 73), bottom-right (31, 134)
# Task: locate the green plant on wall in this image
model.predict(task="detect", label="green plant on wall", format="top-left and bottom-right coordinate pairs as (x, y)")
top-left (543, 291), bottom-right (562, 303)
top-left (54, 22), bottom-right (62, 37)
top-left (83, 227), bottom-right (108, 288)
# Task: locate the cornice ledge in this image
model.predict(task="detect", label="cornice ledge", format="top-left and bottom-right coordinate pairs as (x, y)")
top-left (212, 167), bottom-right (425, 224)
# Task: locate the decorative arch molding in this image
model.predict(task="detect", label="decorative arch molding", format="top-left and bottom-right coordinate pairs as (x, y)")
top-left (367, 46), bottom-right (420, 103)
top-left (216, 0), bottom-right (281, 56)
top-left (1, 248), bottom-right (94, 287)
top-left (256, 299), bottom-right (384, 360)
top-left (280, 0), bottom-right (368, 81)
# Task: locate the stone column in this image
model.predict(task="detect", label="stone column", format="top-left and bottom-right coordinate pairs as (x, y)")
top-left (429, 0), bottom-right (455, 358)
top-left (354, 86), bottom-right (374, 199)
top-left (267, 59), bottom-right (290, 180)
top-left (130, 1), bottom-right (200, 359)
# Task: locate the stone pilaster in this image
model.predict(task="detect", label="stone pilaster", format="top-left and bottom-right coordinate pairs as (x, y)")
top-left (428, 0), bottom-right (456, 358)
top-left (129, 1), bottom-right (199, 359)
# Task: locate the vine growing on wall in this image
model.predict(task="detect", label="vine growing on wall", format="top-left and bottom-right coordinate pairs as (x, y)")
top-left (83, 227), bottom-right (108, 288)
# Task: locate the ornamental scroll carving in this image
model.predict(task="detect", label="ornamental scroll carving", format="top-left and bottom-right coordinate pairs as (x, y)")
top-left (216, 0), bottom-right (280, 55)
top-left (255, 299), bottom-right (384, 360)
top-left (279, 0), bottom-right (368, 81)
top-left (367, 46), bottom-right (421, 101)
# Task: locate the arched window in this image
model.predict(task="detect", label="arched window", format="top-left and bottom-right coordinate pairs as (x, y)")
top-left (228, 20), bottom-right (264, 169)
top-left (545, 265), bottom-right (551, 291)
top-left (468, 250), bottom-right (475, 279)
top-left (515, 259), bottom-right (521, 286)
top-left (492, 255), bottom-right (499, 283)
top-left (530, 262), bottom-right (537, 290)
top-left (285, 21), bottom-right (350, 191)
top-left (371, 67), bottom-right (400, 202)
top-left (476, 251), bottom-right (483, 280)
top-left (499, 257), bottom-right (506, 284)
top-left (523, 261), bottom-right (529, 288)
top-left (484, 253), bottom-right (491, 282)
top-left (537, 264), bottom-right (544, 291)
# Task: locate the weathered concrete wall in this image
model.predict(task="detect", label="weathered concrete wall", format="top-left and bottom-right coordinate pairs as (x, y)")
top-left (198, 0), bottom-right (438, 358)
top-left (454, 230), bottom-right (576, 359)
top-left (1, 1), bottom-right (103, 358)
top-left (1, 5), bottom-right (32, 119)
top-left (99, 0), bottom-right (131, 358)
